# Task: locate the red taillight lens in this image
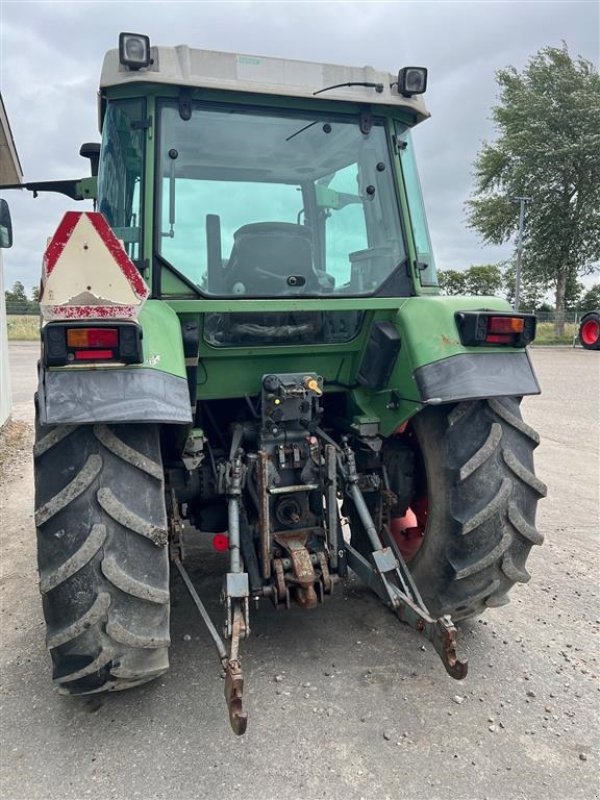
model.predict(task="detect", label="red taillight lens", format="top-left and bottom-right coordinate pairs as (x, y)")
top-left (67, 327), bottom-right (119, 348)
top-left (485, 333), bottom-right (512, 344)
top-left (74, 349), bottom-right (114, 361)
top-left (487, 316), bottom-right (525, 335)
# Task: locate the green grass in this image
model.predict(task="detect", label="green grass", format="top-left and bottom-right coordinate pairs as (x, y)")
top-left (6, 315), bottom-right (40, 341)
top-left (532, 321), bottom-right (577, 346)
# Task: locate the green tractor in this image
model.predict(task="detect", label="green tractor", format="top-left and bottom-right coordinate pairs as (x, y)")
top-left (6, 34), bottom-right (546, 734)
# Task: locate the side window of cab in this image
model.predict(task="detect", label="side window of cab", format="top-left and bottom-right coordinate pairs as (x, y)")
top-left (394, 123), bottom-right (438, 287)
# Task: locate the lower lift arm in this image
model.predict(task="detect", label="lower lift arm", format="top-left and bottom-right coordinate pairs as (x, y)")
top-left (339, 438), bottom-right (468, 681)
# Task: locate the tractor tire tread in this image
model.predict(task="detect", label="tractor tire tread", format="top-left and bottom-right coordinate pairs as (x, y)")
top-left (46, 592), bottom-right (111, 649)
top-left (33, 424), bottom-right (78, 459)
top-left (410, 396), bottom-right (545, 620)
top-left (502, 447), bottom-right (548, 497)
top-left (39, 523), bottom-right (107, 594)
top-left (93, 425), bottom-right (163, 480)
top-left (97, 487), bottom-right (168, 547)
top-left (459, 477), bottom-right (512, 535)
top-left (487, 398), bottom-right (540, 444)
top-left (101, 555), bottom-right (170, 604)
top-left (507, 501), bottom-right (544, 545)
top-left (55, 648), bottom-right (115, 685)
top-left (459, 422), bottom-right (502, 480)
top-left (35, 421), bottom-right (170, 695)
top-left (35, 454), bottom-right (103, 526)
top-left (450, 528), bottom-right (512, 580)
top-left (105, 618), bottom-right (170, 649)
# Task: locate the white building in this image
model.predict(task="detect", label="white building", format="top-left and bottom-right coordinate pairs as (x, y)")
top-left (0, 93), bottom-right (23, 428)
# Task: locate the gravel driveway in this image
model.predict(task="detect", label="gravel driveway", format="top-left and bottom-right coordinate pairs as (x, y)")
top-left (1, 344), bottom-right (598, 800)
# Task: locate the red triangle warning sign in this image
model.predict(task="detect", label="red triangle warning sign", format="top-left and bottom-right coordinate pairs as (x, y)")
top-left (41, 211), bottom-right (149, 321)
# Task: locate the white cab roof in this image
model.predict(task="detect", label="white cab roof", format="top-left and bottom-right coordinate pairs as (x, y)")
top-left (100, 44), bottom-right (429, 124)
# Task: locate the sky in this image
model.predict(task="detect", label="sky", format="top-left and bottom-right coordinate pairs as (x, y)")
top-left (0, 0), bottom-right (598, 295)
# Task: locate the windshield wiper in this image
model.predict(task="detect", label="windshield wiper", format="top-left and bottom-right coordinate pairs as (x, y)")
top-left (285, 121), bottom-right (318, 142)
top-left (313, 82), bottom-right (384, 96)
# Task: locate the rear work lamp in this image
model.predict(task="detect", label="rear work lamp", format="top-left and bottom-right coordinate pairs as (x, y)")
top-left (397, 67), bottom-right (428, 97)
top-left (455, 311), bottom-right (536, 348)
top-left (119, 32), bottom-right (151, 70)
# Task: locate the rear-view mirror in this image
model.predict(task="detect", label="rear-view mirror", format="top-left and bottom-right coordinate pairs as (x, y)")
top-left (0, 198), bottom-right (13, 248)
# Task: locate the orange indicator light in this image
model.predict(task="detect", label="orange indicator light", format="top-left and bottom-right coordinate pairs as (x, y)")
top-left (67, 327), bottom-right (118, 348)
top-left (488, 317), bottom-right (524, 335)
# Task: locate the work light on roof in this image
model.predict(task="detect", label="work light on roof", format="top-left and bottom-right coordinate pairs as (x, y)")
top-left (397, 67), bottom-right (428, 97)
top-left (119, 32), bottom-right (151, 70)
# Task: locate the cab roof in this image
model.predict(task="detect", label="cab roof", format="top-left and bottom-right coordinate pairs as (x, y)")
top-left (100, 44), bottom-right (430, 125)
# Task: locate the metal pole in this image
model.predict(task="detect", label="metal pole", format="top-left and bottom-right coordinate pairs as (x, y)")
top-left (512, 196), bottom-right (532, 312)
top-left (173, 557), bottom-right (228, 661)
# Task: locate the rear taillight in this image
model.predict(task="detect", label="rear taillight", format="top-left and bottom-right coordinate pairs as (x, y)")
top-left (487, 316), bottom-right (525, 335)
top-left (43, 323), bottom-right (143, 366)
top-left (74, 349), bottom-right (115, 361)
top-left (455, 312), bottom-right (536, 347)
top-left (66, 327), bottom-right (119, 348)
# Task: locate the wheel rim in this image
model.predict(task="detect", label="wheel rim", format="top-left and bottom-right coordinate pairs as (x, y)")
top-left (581, 318), bottom-right (600, 345)
top-left (389, 428), bottom-right (428, 563)
top-left (390, 495), bottom-right (428, 562)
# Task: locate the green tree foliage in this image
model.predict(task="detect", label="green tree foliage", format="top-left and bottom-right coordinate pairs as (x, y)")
top-left (502, 264), bottom-right (546, 312)
top-left (466, 45), bottom-right (600, 334)
top-left (5, 280), bottom-right (27, 304)
top-left (438, 269), bottom-right (467, 295)
top-left (4, 281), bottom-right (39, 314)
top-left (563, 273), bottom-right (583, 311)
top-left (464, 264), bottom-right (503, 295)
top-left (579, 283), bottom-right (600, 312)
top-left (438, 264), bottom-right (503, 296)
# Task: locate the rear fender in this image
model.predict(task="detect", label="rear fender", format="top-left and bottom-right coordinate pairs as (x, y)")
top-left (38, 300), bottom-right (193, 426)
top-left (360, 296), bottom-right (540, 437)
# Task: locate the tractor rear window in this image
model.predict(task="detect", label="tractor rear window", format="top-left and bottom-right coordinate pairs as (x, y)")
top-left (156, 101), bottom-right (408, 298)
top-left (203, 310), bottom-right (364, 347)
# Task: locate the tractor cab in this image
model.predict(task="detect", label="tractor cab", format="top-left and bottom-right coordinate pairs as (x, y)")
top-left (96, 36), bottom-right (436, 343)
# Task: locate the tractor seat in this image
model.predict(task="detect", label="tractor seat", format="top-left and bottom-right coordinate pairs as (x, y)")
top-left (224, 222), bottom-right (315, 295)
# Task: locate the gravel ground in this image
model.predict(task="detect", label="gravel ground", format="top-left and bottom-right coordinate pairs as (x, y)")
top-left (0, 344), bottom-right (598, 800)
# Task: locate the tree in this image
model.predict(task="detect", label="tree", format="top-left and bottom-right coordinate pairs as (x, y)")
top-left (563, 273), bottom-right (583, 312)
top-left (466, 45), bottom-right (600, 335)
top-left (438, 264), bottom-right (503, 296)
top-left (31, 285), bottom-right (41, 303)
top-left (4, 281), bottom-right (29, 312)
top-left (438, 269), bottom-right (468, 295)
top-left (579, 283), bottom-right (600, 312)
top-left (502, 263), bottom-right (547, 312)
top-left (5, 280), bottom-right (27, 304)
top-left (464, 264), bottom-right (503, 296)
top-left (4, 281), bottom-right (39, 314)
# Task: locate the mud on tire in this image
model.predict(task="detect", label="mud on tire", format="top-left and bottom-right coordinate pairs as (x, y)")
top-left (409, 397), bottom-right (547, 621)
top-left (34, 420), bottom-right (170, 694)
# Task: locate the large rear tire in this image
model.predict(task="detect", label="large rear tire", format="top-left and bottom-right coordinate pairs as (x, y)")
top-left (34, 420), bottom-right (170, 694)
top-left (408, 397), bottom-right (547, 620)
